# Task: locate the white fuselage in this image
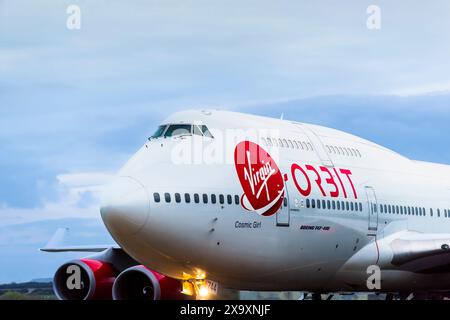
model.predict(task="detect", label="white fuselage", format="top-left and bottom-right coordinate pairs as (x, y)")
top-left (100, 110), bottom-right (450, 293)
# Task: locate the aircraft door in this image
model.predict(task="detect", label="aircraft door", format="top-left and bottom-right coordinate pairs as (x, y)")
top-left (365, 186), bottom-right (378, 234)
top-left (276, 185), bottom-right (290, 227)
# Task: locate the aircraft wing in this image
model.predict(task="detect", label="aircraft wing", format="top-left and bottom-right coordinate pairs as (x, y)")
top-left (40, 227), bottom-right (119, 253)
top-left (40, 245), bottom-right (119, 253)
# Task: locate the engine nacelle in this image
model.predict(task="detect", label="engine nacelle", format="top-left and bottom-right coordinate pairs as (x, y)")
top-left (112, 265), bottom-right (188, 300)
top-left (53, 259), bottom-right (117, 300)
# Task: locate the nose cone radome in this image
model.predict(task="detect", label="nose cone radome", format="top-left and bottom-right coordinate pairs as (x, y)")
top-left (100, 176), bottom-right (150, 237)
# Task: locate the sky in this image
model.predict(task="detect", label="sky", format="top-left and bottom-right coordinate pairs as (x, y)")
top-left (1, 0), bottom-right (450, 283)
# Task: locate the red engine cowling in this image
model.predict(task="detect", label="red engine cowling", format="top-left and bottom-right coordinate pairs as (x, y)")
top-left (112, 265), bottom-right (188, 300)
top-left (53, 259), bottom-right (117, 300)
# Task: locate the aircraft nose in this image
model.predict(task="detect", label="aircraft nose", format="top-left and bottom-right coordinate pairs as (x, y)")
top-left (100, 176), bottom-right (150, 237)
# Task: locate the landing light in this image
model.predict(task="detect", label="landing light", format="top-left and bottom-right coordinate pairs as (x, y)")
top-left (198, 285), bottom-right (210, 299)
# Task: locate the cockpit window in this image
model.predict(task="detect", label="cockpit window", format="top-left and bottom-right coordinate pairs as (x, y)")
top-left (150, 125), bottom-right (167, 139)
top-left (149, 123), bottom-right (214, 140)
top-left (201, 125), bottom-right (213, 138)
top-left (193, 125), bottom-right (203, 136)
top-left (164, 124), bottom-right (192, 137)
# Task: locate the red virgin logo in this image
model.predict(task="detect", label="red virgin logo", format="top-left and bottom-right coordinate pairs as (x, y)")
top-left (234, 141), bottom-right (285, 217)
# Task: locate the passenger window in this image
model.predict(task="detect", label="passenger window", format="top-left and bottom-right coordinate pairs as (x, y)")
top-left (175, 193), bottom-right (181, 203)
top-left (219, 194), bottom-right (225, 204)
top-left (317, 200), bottom-right (321, 209)
top-left (284, 197), bottom-right (288, 207)
top-left (346, 202), bottom-right (350, 211)
top-left (194, 194), bottom-right (200, 203)
top-left (203, 194), bottom-right (208, 204)
top-left (278, 139), bottom-right (283, 147)
top-left (306, 199), bottom-right (310, 208)
top-left (337, 201), bottom-right (341, 210)
top-left (153, 193), bottom-right (161, 203)
top-left (165, 193), bottom-right (171, 203)
top-left (267, 138), bottom-right (273, 147)
top-left (293, 141), bottom-right (299, 149)
top-left (273, 139), bottom-right (279, 147)
top-left (380, 205), bottom-right (384, 213)
top-left (322, 200), bottom-right (326, 209)
top-left (350, 202), bottom-right (354, 211)
top-left (327, 200), bottom-right (331, 210)
top-left (288, 140), bottom-right (294, 148)
top-left (332, 201), bottom-right (336, 210)
top-left (262, 138), bottom-right (267, 146)
top-left (164, 124), bottom-right (192, 137)
top-left (235, 195), bottom-right (240, 205)
top-left (211, 194), bottom-right (217, 204)
top-left (185, 193), bottom-right (191, 203)
top-left (227, 195), bottom-right (232, 205)
top-left (307, 143), bottom-right (313, 150)
top-left (311, 199), bottom-right (316, 209)
top-left (201, 125), bottom-right (214, 138)
top-left (359, 203), bottom-right (363, 211)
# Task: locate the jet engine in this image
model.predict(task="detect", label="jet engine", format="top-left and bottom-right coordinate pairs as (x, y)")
top-left (112, 265), bottom-right (188, 300)
top-left (53, 258), bottom-right (117, 300)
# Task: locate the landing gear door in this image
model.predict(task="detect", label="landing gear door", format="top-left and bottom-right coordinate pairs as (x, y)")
top-left (276, 185), bottom-right (290, 227)
top-left (365, 186), bottom-right (378, 234)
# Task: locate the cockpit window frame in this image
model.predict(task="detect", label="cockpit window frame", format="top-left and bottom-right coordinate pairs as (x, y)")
top-left (163, 124), bottom-right (193, 138)
top-left (149, 123), bottom-right (214, 140)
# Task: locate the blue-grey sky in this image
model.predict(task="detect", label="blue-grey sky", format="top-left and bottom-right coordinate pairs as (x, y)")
top-left (1, 1), bottom-right (450, 283)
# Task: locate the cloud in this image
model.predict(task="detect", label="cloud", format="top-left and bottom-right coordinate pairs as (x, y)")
top-left (0, 171), bottom-right (113, 228)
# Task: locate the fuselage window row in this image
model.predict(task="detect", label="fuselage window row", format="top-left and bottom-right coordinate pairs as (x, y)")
top-left (325, 145), bottom-right (362, 158)
top-left (154, 193), bottom-right (448, 219)
top-left (152, 192), bottom-right (289, 208)
top-left (262, 137), bottom-right (314, 152)
top-left (305, 198), bottom-right (363, 212)
top-left (152, 192), bottom-right (265, 207)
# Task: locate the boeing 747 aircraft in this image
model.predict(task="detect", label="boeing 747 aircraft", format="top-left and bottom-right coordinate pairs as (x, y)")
top-left (43, 110), bottom-right (450, 300)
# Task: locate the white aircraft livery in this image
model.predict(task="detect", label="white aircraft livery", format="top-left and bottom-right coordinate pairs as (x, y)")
top-left (43, 109), bottom-right (450, 300)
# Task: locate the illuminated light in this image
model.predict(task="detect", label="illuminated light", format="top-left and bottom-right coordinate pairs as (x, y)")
top-left (195, 269), bottom-right (207, 280)
top-left (181, 281), bottom-right (195, 296)
top-left (198, 285), bottom-right (210, 299)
